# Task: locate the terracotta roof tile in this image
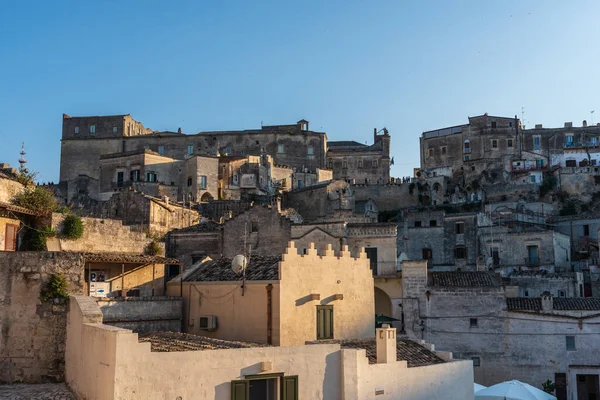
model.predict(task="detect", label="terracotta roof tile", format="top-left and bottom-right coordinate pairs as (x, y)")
top-left (553, 298), bottom-right (600, 310)
top-left (506, 298), bottom-right (542, 311)
top-left (428, 272), bottom-right (500, 287)
top-left (183, 256), bottom-right (281, 282)
top-left (80, 253), bottom-right (179, 264)
top-left (139, 331), bottom-right (269, 352)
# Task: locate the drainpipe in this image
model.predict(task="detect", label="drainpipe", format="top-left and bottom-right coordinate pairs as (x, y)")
top-left (266, 284), bottom-right (273, 344)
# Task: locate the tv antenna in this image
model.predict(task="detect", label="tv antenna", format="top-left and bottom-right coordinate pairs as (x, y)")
top-left (231, 220), bottom-right (253, 295)
top-left (521, 107), bottom-right (526, 129)
top-left (591, 110), bottom-right (595, 126)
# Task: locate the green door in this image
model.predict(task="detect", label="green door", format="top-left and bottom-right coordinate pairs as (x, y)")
top-left (316, 305), bottom-right (333, 340)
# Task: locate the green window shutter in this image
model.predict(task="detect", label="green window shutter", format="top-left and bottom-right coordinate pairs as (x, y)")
top-left (316, 306), bottom-right (334, 340)
top-left (231, 380), bottom-right (249, 400)
top-left (282, 375), bottom-right (298, 400)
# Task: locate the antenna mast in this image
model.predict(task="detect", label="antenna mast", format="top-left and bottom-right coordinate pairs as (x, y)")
top-left (18, 142), bottom-right (28, 174)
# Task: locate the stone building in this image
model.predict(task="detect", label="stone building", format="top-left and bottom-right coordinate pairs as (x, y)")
top-left (68, 295), bottom-right (474, 400)
top-left (398, 210), bottom-right (479, 271)
top-left (401, 260), bottom-right (600, 399)
top-left (60, 114), bottom-right (328, 204)
top-left (168, 241), bottom-right (375, 346)
top-left (327, 127), bottom-right (391, 183)
top-left (506, 270), bottom-right (584, 298)
top-left (284, 180), bottom-right (355, 222)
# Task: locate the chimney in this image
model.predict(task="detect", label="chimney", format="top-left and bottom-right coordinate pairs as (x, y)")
top-left (535, 124), bottom-right (543, 129)
top-left (565, 122), bottom-right (573, 128)
top-left (376, 324), bottom-right (397, 364)
top-left (275, 197), bottom-right (281, 212)
top-left (163, 196), bottom-right (169, 206)
top-left (583, 120), bottom-right (588, 127)
top-left (541, 291), bottom-right (553, 313)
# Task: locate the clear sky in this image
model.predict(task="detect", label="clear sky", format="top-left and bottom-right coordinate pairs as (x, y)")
top-left (1, 0), bottom-right (599, 183)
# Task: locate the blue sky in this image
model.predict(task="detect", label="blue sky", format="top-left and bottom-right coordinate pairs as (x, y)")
top-left (1, 0), bottom-right (599, 183)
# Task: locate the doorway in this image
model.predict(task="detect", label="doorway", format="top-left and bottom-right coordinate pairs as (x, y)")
top-left (577, 374), bottom-right (599, 400)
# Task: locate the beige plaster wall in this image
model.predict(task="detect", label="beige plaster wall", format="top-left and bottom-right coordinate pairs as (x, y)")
top-left (0, 216), bottom-right (20, 251)
top-left (342, 349), bottom-right (474, 400)
top-left (167, 281), bottom-right (281, 345)
top-left (278, 242), bottom-right (375, 346)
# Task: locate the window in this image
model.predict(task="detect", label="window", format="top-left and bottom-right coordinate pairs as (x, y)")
top-left (297, 180), bottom-right (302, 188)
top-left (527, 245), bottom-right (539, 265)
top-left (112, 126), bottom-right (118, 135)
top-left (358, 160), bottom-right (363, 168)
top-left (317, 305), bottom-right (334, 340)
top-left (4, 224), bottom-right (18, 251)
top-left (251, 221), bottom-right (258, 233)
top-left (524, 290), bottom-right (529, 297)
top-left (199, 175), bottom-right (207, 189)
top-left (464, 155), bottom-right (470, 161)
top-left (472, 357), bottom-right (481, 367)
top-left (146, 172), bottom-right (157, 182)
top-left (491, 139), bottom-right (498, 149)
top-left (328, 160), bottom-right (333, 169)
top-left (231, 375), bottom-right (298, 400)
top-left (187, 144), bottom-right (194, 155)
top-left (455, 246), bottom-right (467, 259)
top-left (442, 146), bottom-right (447, 155)
top-left (233, 174), bottom-right (239, 185)
top-left (455, 222), bottom-right (465, 234)
top-left (530, 175), bottom-right (537, 183)
top-left (566, 159), bottom-right (577, 167)
top-left (414, 221), bottom-right (422, 227)
top-left (507, 139), bottom-right (513, 148)
top-left (509, 121), bottom-right (513, 127)
top-left (116, 171), bottom-right (124, 187)
top-left (422, 248), bottom-right (432, 260)
top-left (158, 145), bottom-right (165, 155)
top-left (343, 160), bottom-right (347, 169)
top-left (430, 220), bottom-right (437, 227)
top-left (373, 160), bottom-right (378, 168)
top-left (89, 125), bottom-right (96, 135)
top-left (559, 290), bottom-right (566, 297)
top-left (278, 144), bottom-right (284, 153)
top-left (365, 247), bottom-right (378, 276)
top-left (566, 336), bottom-right (576, 351)
top-left (463, 140), bottom-right (471, 152)
top-left (533, 135), bottom-right (541, 150)
top-left (74, 126), bottom-right (79, 135)
top-left (187, 177), bottom-right (192, 187)
top-left (469, 318), bottom-right (478, 327)
top-left (491, 247), bottom-right (500, 265)
top-left (130, 169), bottom-right (140, 182)
top-left (565, 135), bottom-right (574, 147)
top-left (307, 146), bottom-right (314, 155)
top-left (491, 121), bottom-right (497, 129)
top-left (428, 148), bottom-right (434, 157)
top-left (584, 224), bottom-right (590, 236)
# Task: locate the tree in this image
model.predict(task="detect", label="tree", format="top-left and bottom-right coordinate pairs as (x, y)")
top-left (11, 186), bottom-right (58, 215)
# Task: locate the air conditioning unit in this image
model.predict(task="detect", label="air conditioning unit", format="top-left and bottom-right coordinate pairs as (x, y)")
top-left (199, 315), bottom-right (218, 331)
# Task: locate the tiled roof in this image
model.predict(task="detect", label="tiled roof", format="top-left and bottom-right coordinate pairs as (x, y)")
top-left (309, 338), bottom-right (445, 367)
top-left (327, 141), bottom-right (367, 149)
top-left (553, 298), bottom-right (600, 310)
top-left (139, 331), bottom-right (269, 352)
top-left (0, 201), bottom-right (39, 216)
top-left (506, 298), bottom-right (542, 311)
top-left (81, 253), bottom-right (179, 264)
top-left (182, 256), bottom-right (281, 282)
top-left (509, 270), bottom-right (576, 279)
top-left (171, 221), bottom-right (221, 233)
top-left (506, 297), bottom-right (600, 312)
top-left (428, 272), bottom-right (500, 287)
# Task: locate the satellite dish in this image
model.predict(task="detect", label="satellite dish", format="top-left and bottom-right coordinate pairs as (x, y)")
top-left (232, 254), bottom-right (248, 275)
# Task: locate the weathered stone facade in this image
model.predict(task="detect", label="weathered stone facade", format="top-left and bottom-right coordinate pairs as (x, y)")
top-left (0, 252), bottom-right (85, 383)
top-left (327, 128), bottom-right (391, 183)
top-left (97, 296), bottom-right (182, 334)
top-left (284, 180), bottom-right (355, 222)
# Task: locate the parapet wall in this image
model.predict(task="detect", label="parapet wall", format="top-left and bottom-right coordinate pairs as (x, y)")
top-left (98, 296), bottom-right (182, 334)
top-left (0, 252), bottom-right (85, 383)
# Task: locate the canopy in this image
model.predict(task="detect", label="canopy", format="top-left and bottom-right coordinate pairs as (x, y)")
top-left (375, 314), bottom-right (400, 323)
top-left (474, 383), bottom-right (487, 393)
top-left (475, 380), bottom-right (557, 400)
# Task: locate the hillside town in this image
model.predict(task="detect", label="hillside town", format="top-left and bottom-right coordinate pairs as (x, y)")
top-left (0, 112), bottom-right (599, 399)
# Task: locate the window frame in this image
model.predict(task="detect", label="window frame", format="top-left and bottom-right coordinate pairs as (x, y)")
top-left (455, 222), bottom-right (465, 234)
top-left (533, 135), bottom-right (541, 150)
top-left (199, 175), bottom-right (207, 189)
top-left (455, 246), bottom-right (467, 260)
top-left (74, 126), bottom-right (79, 135)
top-left (507, 139), bottom-right (513, 148)
top-left (566, 335), bottom-right (576, 351)
top-left (158, 145), bottom-right (165, 155)
top-left (472, 357), bottom-right (481, 367)
top-left (316, 305), bottom-right (334, 340)
top-left (277, 144), bottom-right (285, 154)
top-left (187, 144), bottom-right (194, 155)
top-left (89, 125), bottom-right (96, 135)
top-left (491, 139), bottom-right (498, 149)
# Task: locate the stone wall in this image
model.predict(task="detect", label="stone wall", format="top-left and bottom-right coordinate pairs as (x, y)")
top-left (49, 213), bottom-right (152, 253)
top-left (0, 174), bottom-right (24, 203)
top-left (352, 183), bottom-right (420, 212)
top-left (284, 180), bottom-right (354, 222)
top-left (97, 297), bottom-right (182, 334)
top-left (166, 228), bottom-right (222, 266)
top-left (0, 252), bottom-right (84, 383)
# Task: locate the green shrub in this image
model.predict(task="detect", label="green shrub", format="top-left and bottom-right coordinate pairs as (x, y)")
top-left (62, 214), bottom-right (84, 240)
top-left (146, 240), bottom-right (161, 256)
top-left (41, 273), bottom-right (69, 302)
top-left (22, 226), bottom-right (56, 251)
top-left (408, 183), bottom-right (415, 195)
top-left (542, 380), bottom-right (555, 394)
top-left (11, 186), bottom-right (58, 215)
top-left (539, 174), bottom-right (557, 198)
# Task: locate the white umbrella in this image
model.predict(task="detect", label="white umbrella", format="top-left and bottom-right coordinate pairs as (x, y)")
top-left (474, 383), bottom-right (487, 393)
top-left (475, 380), bottom-right (557, 400)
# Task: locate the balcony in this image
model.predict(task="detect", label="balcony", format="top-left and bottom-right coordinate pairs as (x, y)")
top-left (511, 163), bottom-right (547, 172)
top-left (463, 148), bottom-right (472, 154)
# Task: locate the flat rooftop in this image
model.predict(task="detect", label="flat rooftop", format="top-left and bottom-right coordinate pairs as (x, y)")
top-left (139, 331), bottom-right (269, 352)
